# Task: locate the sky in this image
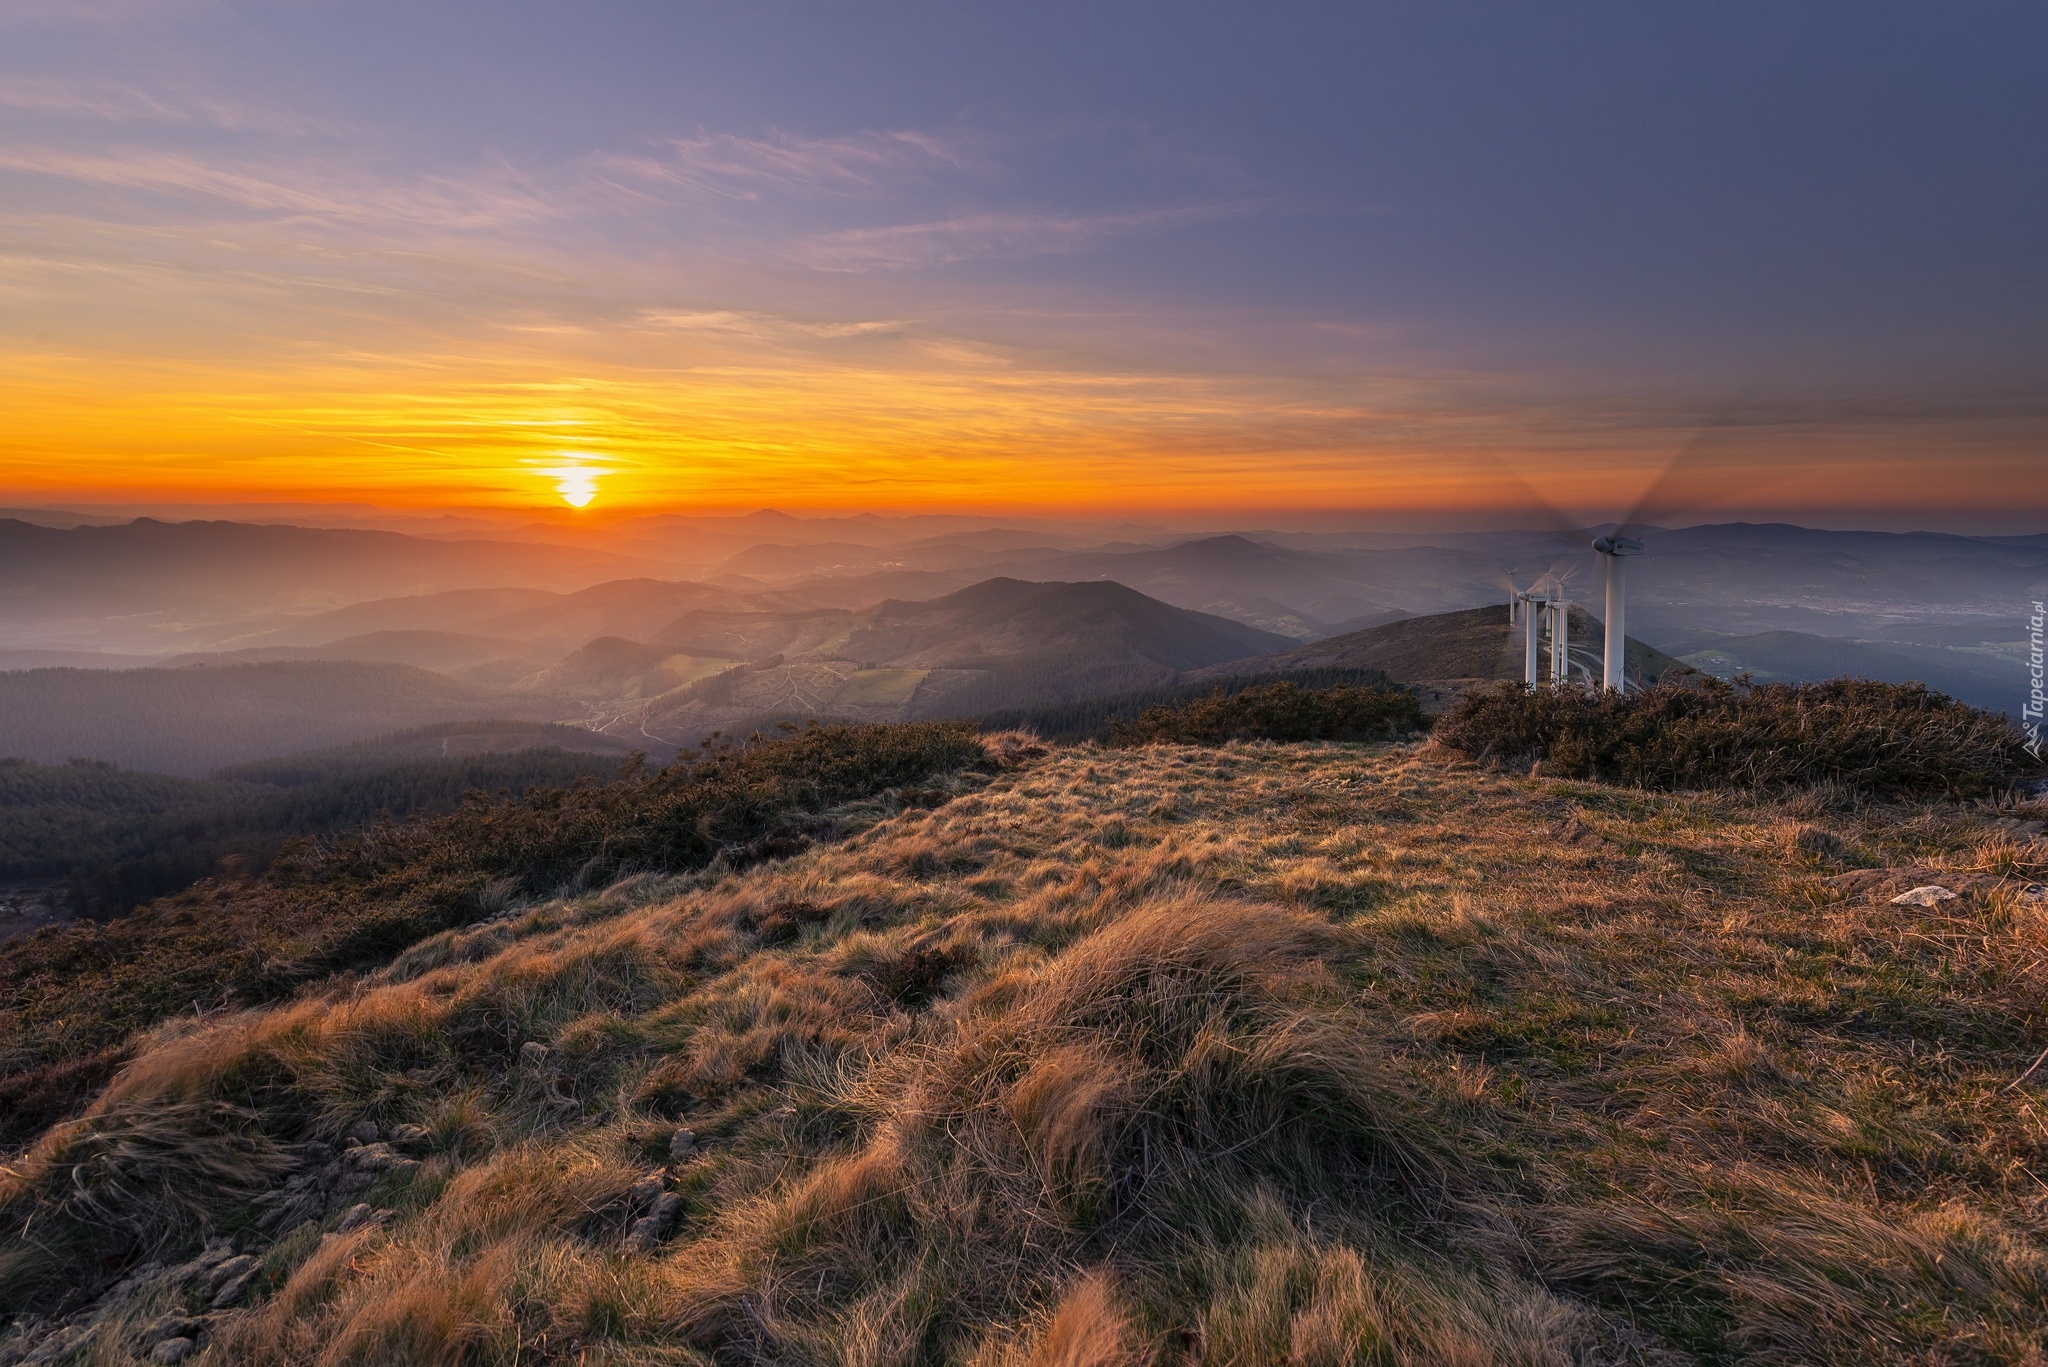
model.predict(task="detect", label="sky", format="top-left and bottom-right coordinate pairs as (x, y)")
top-left (1, 1), bottom-right (2044, 527)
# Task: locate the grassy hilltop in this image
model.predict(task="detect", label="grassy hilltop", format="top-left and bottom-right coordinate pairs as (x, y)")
top-left (2, 693), bottom-right (2047, 1365)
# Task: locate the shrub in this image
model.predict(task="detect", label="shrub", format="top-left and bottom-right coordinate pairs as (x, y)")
top-left (1433, 676), bottom-right (2035, 797)
top-left (977, 666), bottom-right (1405, 743)
top-left (1110, 680), bottom-right (1429, 747)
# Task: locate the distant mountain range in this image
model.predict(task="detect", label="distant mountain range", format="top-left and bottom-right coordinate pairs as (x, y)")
top-left (1662, 629), bottom-right (2018, 713)
top-left (0, 518), bottom-right (646, 645)
top-left (0, 661), bottom-right (557, 776)
top-left (0, 579), bottom-right (1295, 770)
top-left (6, 514), bottom-right (2044, 654)
top-left (576, 578), bottom-right (1295, 745)
top-left (0, 513), bottom-right (2038, 770)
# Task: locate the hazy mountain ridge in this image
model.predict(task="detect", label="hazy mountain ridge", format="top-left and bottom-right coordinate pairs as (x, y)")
top-left (0, 662), bottom-right (561, 776)
top-left (1189, 603), bottom-right (1690, 690)
top-left (0, 519), bottom-right (646, 640)
top-left (1666, 628), bottom-right (2018, 713)
top-left (11, 514), bottom-right (2046, 659)
top-left (596, 579), bottom-right (1296, 744)
top-left (2, 516), bottom-right (2039, 776)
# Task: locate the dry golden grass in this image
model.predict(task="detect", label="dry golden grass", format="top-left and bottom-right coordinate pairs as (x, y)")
top-left (4, 738), bottom-right (2048, 1364)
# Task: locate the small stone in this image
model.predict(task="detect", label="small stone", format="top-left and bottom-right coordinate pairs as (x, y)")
top-left (621, 1192), bottom-right (685, 1253)
top-left (346, 1143), bottom-right (401, 1171)
top-left (520, 1041), bottom-right (551, 1066)
top-left (195, 1237), bottom-right (237, 1268)
top-left (206, 1255), bottom-right (258, 1294)
top-left (627, 1174), bottom-right (665, 1207)
top-left (668, 1128), bottom-right (696, 1160)
top-left (211, 1260), bottom-right (263, 1309)
top-left (344, 1120), bottom-right (379, 1146)
top-left (386, 1123), bottom-right (432, 1148)
top-left (2018, 883), bottom-right (2048, 903)
top-left (1892, 885), bottom-right (1959, 906)
top-left (110, 1260), bottom-right (165, 1295)
top-left (150, 1339), bottom-right (196, 1364)
top-left (335, 1203), bottom-right (378, 1234)
top-left (136, 1315), bottom-right (203, 1347)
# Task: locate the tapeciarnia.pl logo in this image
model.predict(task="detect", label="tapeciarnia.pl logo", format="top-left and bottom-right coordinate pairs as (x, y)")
top-left (2026, 599), bottom-right (2045, 762)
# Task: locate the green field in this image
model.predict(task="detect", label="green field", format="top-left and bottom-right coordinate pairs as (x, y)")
top-left (658, 654), bottom-right (741, 686)
top-left (833, 667), bottom-right (929, 707)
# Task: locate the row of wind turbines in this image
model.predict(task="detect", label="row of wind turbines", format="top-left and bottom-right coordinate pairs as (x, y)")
top-left (1507, 531), bottom-right (1643, 691)
top-left (1496, 398), bottom-right (1780, 691)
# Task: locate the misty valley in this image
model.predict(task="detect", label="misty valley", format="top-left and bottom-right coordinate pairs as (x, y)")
top-left (0, 509), bottom-right (2038, 943)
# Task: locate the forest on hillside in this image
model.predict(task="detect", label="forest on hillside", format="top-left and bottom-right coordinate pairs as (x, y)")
top-left (0, 747), bottom-right (626, 916)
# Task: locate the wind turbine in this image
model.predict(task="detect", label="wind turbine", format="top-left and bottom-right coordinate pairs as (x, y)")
top-left (1484, 407), bottom-right (1773, 694)
top-left (1547, 595), bottom-right (1569, 685)
top-left (1590, 533), bottom-right (1642, 691)
top-left (1506, 575), bottom-right (1574, 689)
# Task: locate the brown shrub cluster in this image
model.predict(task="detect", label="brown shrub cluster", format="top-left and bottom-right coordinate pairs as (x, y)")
top-left (1110, 681), bottom-right (1429, 747)
top-left (1434, 676), bottom-right (2036, 797)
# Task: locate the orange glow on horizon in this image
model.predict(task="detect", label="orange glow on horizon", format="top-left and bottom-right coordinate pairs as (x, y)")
top-left (2, 342), bottom-right (2037, 522)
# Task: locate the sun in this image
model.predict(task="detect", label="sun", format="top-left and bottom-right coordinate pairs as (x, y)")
top-left (546, 459), bottom-right (601, 508)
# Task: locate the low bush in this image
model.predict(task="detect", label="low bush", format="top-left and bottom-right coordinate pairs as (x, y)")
top-left (1110, 680), bottom-right (1429, 746)
top-left (1433, 676), bottom-right (2034, 797)
top-left (977, 666), bottom-right (1405, 742)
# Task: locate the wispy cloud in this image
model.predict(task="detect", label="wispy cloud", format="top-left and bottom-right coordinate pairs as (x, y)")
top-left (796, 201), bottom-right (1263, 271)
top-left (637, 309), bottom-right (914, 340)
top-left (0, 147), bottom-right (560, 231)
top-left (0, 0), bottom-right (209, 25)
top-left (0, 76), bottom-right (327, 133)
top-left (603, 127), bottom-right (983, 200)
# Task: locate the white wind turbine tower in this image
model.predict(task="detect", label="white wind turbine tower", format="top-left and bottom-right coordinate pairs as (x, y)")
top-left (1507, 577), bottom-right (1573, 689)
top-left (1547, 593), bottom-right (1569, 685)
top-left (1511, 588), bottom-right (1543, 687)
top-left (1590, 533), bottom-right (1642, 691)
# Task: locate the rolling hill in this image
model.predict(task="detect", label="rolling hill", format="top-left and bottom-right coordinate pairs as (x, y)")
top-left (163, 630), bottom-right (556, 680)
top-left (235, 587), bottom-right (563, 647)
top-left (210, 720), bottom-right (650, 781)
top-left (0, 662), bottom-right (567, 775)
top-left (600, 579), bottom-right (1295, 743)
top-left (0, 518), bottom-right (643, 645)
top-left (2, 722), bottom-right (2040, 1363)
top-left (1188, 603), bottom-right (1691, 690)
top-left (1661, 628), bottom-right (2017, 713)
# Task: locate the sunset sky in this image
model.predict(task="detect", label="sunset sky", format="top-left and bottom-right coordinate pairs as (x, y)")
top-left (3, 2), bottom-right (2044, 526)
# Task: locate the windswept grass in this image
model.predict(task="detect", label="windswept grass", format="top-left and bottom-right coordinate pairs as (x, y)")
top-left (0, 722), bottom-right (992, 1151)
top-left (1435, 676), bottom-right (2036, 797)
top-left (3, 733), bottom-right (2046, 1363)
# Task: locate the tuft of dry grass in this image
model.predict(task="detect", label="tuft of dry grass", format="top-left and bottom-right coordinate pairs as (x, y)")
top-left (4, 736), bottom-right (2048, 1364)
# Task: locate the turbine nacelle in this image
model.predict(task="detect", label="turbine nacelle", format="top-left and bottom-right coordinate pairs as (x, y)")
top-left (1591, 535), bottom-right (1643, 557)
